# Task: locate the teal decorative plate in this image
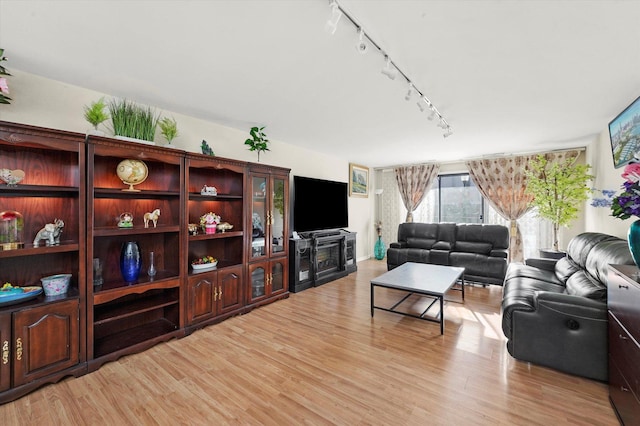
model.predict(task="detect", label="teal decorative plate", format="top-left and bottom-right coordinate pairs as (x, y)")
top-left (0, 286), bottom-right (43, 307)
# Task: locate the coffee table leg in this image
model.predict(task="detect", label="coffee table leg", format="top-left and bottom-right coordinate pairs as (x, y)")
top-left (370, 283), bottom-right (374, 317)
top-left (461, 276), bottom-right (465, 301)
top-left (440, 296), bottom-right (444, 334)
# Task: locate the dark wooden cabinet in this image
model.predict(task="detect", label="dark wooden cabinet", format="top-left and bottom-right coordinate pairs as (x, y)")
top-left (184, 155), bottom-right (246, 331)
top-left (608, 265), bottom-right (640, 425)
top-left (0, 121), bottom-right (290, 402)
top-left (0, 122), bottom-right (86, 403)
top-left (247, 167), bottom-right (289, 306)
top-left (186, 265), bottom-right (243, 326)
top-left (86, 136), bottom-right (185, 369)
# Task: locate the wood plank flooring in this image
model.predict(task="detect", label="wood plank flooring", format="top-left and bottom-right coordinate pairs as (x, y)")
top-left (0, 260), bottom-right (619, 425)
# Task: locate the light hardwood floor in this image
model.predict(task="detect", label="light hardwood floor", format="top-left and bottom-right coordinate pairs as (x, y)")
top-left (0, 260), bottom-right (618, 425)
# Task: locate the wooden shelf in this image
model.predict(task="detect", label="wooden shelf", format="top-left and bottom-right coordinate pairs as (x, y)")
top-left (93, 225), bottom-right (180, 237)
top-left (94, 188), bottom-right (180, 199)
top-left (0, 185), bottom-right (79, 196)
top-left (93, 319), bottom-right (179, 358)
top-left (94, 293), bottom-right (179, 325)
top-left (0, 242), bottom-right (79, 258)
top-left (188, 230), bottom-right (243, 241)
top-left (93, 275), bottom-right (180, 305)
top-left (188, 193), bottom-right (243, 201)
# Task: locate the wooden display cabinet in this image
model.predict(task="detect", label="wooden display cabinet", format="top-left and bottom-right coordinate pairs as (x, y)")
top-left (184, 155), bottom-right (246, 330)
top-left (0, 122), bottom-right (86, 403)
top-left (86, 136), bottom-right (185, 369)
top-left (247, 166), bottom-right (290, 306)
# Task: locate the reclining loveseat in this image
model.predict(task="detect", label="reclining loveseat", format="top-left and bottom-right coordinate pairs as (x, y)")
top-left (386, 222), bottom-right (510, 285)
top-left (501, 232), bottom-right (634, 381)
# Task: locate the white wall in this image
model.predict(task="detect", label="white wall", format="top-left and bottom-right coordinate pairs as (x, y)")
top-left (0, 70), bottom-right (374, 261)
top-left (585, 129), bottom-right (629, 239)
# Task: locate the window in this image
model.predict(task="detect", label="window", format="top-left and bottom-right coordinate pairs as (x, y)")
top-left (410, 173), bottom-right (483, 223)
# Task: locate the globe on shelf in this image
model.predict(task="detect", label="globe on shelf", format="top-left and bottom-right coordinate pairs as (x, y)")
top-left (116, 159), bottom-right (148, 192)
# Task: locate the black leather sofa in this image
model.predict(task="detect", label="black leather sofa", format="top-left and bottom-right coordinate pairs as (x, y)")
top-left (386, 222), bottom-right (510, 285)
top-left (501, 232), bottom-right (634, 381)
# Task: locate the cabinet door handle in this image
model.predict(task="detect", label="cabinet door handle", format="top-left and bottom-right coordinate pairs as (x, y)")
top-left (15, 337), bottom-right (22, 362)
top-left (218, 287), bottom-right (223, 299)
top-left (619, 334), bottom-right (629, 341)
top-left (213, 287), bottom-right (219, 302)
top-left (619, 284), bottom-right (629, 289)
top-left (1, 340), bottom-right (8, 365)
top-left (621, 385), bottom-right (630, 392)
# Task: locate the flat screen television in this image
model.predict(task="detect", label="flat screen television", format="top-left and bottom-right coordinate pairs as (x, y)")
top-left (609, 95), bottom-right (640, 168)
top-left (293, 175), bottom-right (348, 233)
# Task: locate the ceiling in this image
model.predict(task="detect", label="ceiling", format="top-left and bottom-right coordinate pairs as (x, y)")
top-left (1, 0), bottom-right (639, 168)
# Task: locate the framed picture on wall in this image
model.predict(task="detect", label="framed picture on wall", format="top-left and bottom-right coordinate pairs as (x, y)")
top-left (349, 163), bottom-right (369, 197)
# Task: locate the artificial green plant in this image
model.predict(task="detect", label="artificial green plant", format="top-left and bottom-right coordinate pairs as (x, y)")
top-left (159, 117), bottom-right (178, 144)
top-left (83, 98), bottom-right (110, 130)
top-left (525, 154), bottom-right (593, 251)
top-left (244, 126), bottom-right (270, 162)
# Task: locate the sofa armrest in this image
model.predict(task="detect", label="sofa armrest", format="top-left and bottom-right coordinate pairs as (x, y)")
top-left (525, 257), bottom-right (558, 271)
top-left (508, 291), bottom-right (608, 381)
top-left (389, 242), bottom-right (407, 249)
top-left (490, 249), bottom-right (508, 259)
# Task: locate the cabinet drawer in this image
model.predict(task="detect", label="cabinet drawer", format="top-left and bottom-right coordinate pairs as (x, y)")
top-left (609, 270), bottom-right (640, 342)
top-left (609, 358), bottom-right (640, 425)
top-left (609, 312), bottom-right (640, 398)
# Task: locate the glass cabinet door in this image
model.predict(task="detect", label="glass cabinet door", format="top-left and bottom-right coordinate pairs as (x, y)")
top-left (271, 177), bottom-right (286, 255)
top-left (250, 265), bottom-right (266, 299)
top-left (271, 261), bottom-right (284, 293)
top-left (251, 175), bottom-right (267, 259)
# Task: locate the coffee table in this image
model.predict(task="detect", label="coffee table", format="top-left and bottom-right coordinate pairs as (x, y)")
top-left (370, 262), bottom-right (465, 334)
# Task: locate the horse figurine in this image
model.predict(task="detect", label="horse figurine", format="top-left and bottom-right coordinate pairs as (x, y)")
top-left (33, 218), bottom-right (65, 247)
top-left (144, 209), bottom-right (160, 228)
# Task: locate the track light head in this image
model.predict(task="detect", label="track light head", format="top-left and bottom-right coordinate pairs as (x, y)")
top-left (325, 0), bottom-right (342, 35)
top-left (437, 119), bottom-right (448, 129)
top-left (416, 98), bottom-right (426, 112)
top-left (381, 56), bottom-right (397, 80)
top-left (355, 28), bottom-right (368, 54)
top-left (405, 84), bottom-right (415, 101)
top-left (443, 127), bottom-right (453, 138)
top-left (427, 109), bottom-right (436, 121)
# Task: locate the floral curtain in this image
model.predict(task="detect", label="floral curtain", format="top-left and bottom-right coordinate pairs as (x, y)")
top-left (465, 150), bottom-right (580, 262)
top-left (394, 164), bottom-right (440, 222)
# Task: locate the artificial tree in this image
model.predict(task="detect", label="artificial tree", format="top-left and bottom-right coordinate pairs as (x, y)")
top-left (525, 154), bottom-right (593, 251)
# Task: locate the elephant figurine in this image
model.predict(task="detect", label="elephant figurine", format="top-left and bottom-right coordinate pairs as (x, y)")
top-left (33, 219), bottom-right (65, 247)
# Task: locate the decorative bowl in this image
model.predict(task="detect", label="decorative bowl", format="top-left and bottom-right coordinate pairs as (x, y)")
top-left (0, 168), bottom-right (25, 186)
top-left (40, 274), bottom-right (71, 296)
top-left (191, 256), bottom-right (218, 271)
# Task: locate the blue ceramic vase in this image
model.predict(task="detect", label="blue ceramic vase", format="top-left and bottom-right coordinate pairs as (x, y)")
top-left (120, 241), bottom-right (141, 282)
top-left (628, 220), bottom-right (640, 267)
top-left (374, 235), bottom-right (386, 260)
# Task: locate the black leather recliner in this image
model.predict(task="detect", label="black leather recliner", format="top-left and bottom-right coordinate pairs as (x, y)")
top-left (386, 222), bottom-right (509, 285)
top-left (501, 232), bottom-right (634, 381)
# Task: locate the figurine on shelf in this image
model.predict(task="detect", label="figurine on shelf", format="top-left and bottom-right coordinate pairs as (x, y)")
top-left (33, 218), bottom-right (64, 247)
top-left (200, 185), bottom-right (217, 196)
top-left (188, 223), bottom-right (199, 236)
top-left (201, 139), bottom-right (215, 156)
top-left (118, 212), bottom-right (134, 228)
top-left (143, 209), bottom-right (161, 228)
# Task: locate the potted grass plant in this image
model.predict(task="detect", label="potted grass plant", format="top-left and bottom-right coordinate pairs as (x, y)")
top-left (83, 97), bottom-right (110, 136)
top-left (109, 99), bottom-right (159, 144)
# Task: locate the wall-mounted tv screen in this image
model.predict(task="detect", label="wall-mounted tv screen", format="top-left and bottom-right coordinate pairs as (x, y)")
top-left (293, 175), bottom-right (348, 233)
top-left (609, 95), bottom-right (640, 168)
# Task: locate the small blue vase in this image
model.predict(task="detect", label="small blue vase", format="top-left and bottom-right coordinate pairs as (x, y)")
top-left (374, 235), bottom-right (386, 260)
top-left (120, 241), bottom-right (141, 282)
top-left (627, 220), bottom-right (640, 267)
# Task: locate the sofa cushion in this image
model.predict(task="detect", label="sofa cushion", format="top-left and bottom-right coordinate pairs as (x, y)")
top-left (456, 223), bottom-right (509, 249)
top-left (406, 237), bottom-right (435, 250)
top-left (454, 241), bottom-right (492, 255)
top-left (554, 257), bottom-right (581, 283)
top-left (565, 270), bottom-right (606, 301)
top-left (566, 232), bottom-right (619, 269)
top-left (505, 263), bottom-right (562, 285)
top-left (433, 241), bottom-right (452, 250)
